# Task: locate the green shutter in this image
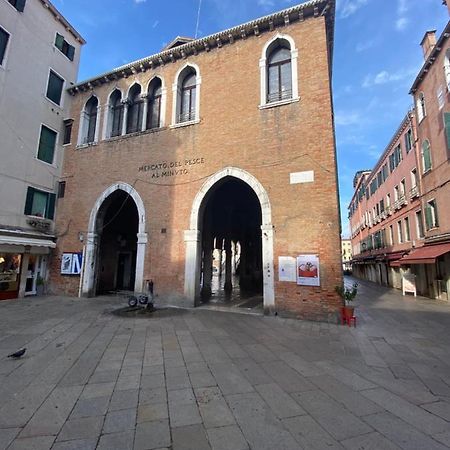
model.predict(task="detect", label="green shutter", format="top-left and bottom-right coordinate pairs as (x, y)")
top-left (24, 187), bottom-right (34, 215)
top-left (46, 193), bottom-right (56, 220)
top-left (425, 206), bottom-right (432, 230)
top-left (15, 0), bottom-right (26, 12)
top-left (423, 141), bottom-right (432, 172)
top-left (445, 113), bottom-right (450, 153)
top-left (67, 44), bottom-right (75, 61)
top-left (55, 33), bottom-right (64, 51)
top-left (46, 71), bottom-right (64, 105)
top-left (37, 126), bottom-right (57, 164)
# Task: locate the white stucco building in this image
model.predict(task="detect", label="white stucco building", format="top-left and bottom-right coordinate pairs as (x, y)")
top-left (0, 0), bottom-right (84, 299)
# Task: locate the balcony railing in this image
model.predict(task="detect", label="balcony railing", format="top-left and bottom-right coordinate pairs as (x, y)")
top-left (409, 186), bottom-right (419, 199)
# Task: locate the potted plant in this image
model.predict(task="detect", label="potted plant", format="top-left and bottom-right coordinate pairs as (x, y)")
top-left (335, 282), bottom-right (358, 321)
top-left (36, 275), bottom-right (45, 296)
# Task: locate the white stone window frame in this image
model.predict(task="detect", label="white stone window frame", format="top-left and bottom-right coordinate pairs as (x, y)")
top-left (45, 67), bottom-right (65, 109)
top-left (416, 92), bottom-right (426, 123)
top-left (145, 75), bottom-right (167, 130)
top-left (171, 63), bottom-right (201, 128)
top-left (77, 94), bottom-right (101, 147)
top-left (102, 88), bottom-right (124, 140)
top-left (0, 25), bottom-right (12, 69)
top-left (36, 122), bottom-right (59, 167)
top-left (124, 82), bottom-right (145, 135)
top-left (444, 48), bottom-right (450, 91)
top-left (259, 33), bottom-right (299, 109)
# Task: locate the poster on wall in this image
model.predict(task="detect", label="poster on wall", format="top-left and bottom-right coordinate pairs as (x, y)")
top-left (278, 257), bottom-right (297, 282)
top-left (296, 254), bottom-right (320, 286)
top-left (61, 253), bottom-right (83, 275)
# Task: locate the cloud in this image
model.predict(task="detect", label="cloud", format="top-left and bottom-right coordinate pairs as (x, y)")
top-left (395, 0), bottom-right (409, 31)
top-left (356, 39), bottom-right (376, 52)
top-left (336, 0), bottom-right (370, 19)
top-left (152, 20), bottom-right (159, 28)
top-left (134, 0), bottom-right (146, 3)
top-left (362, 68), bottom-right (417, 88)
top-left (334, 111), bottom-right (362, 126)
top-left (257, 0), bottom-right (275, 9)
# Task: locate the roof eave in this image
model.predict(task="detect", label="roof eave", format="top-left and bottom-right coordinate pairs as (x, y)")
top-left (69, 0), bottom-right (334, 95)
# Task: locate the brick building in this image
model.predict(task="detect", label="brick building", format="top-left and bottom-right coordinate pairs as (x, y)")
top-left (0, 0), bottom-right (83, 300)
top-left (406, 9), bottom-right (450, 300)
top-left (348, 113), bottom-right (425, 292)
top-left (349, 3), bottom-right (450, 300)
top-left (51, 0), bottom-right (342, 321)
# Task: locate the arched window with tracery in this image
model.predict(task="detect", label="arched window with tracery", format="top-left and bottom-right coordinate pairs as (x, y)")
top-left (147, 78), bottom-right (162, 130)
top-left (179, 69), bottom-right (197, 123)
top-left (78, 96), bottom-right (99, 145)
top-left (126, 84), bottom-right (144, 134)
top-left (108, 89), bottom-right (124, 138)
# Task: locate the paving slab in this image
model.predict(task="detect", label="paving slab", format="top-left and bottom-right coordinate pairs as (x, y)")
top-left (134, 419), bottom-right (170, 450)
top-left (206, 425), bottom-right (249, 450)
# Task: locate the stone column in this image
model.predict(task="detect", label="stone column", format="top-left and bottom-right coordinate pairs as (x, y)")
top-left (201, 237), bottom-right (213, 299)
top-left (81, 232), bottom-right (98, 297)
top-left (134, 232), bottom-right (148, 293)
top-left (184, 229), bottom-right (200, 306)
top-left (18, 250), bottom-right (30, 298)
top-left (141, 95), bottom-right (148, 131)
top-left (121, 101), bottom-right (129, 135)
top-left (261, 224), bottom-right (275, 311)
top-left (224, 237), bottom-right (232, 294)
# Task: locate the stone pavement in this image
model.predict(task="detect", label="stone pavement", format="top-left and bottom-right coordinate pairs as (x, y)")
top-left (1, 277), bottom-right (450, 449)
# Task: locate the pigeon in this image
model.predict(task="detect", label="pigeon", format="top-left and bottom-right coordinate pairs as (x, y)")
top-left (7, 348), bottom-right (26, 359)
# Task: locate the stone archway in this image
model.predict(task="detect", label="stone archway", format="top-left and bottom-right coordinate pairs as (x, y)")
top-left (81, 182), bottom-right (147, 297)
top-left (184, 167), bottom-right (274, 311)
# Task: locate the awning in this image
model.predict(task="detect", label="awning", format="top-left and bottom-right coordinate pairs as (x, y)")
top-left (399, 243), bottom-right (450, 265)
top-left (0, 236), bottom-right (56, 248)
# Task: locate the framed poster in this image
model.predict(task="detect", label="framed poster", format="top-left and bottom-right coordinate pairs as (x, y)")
top-left (296, 254), bottom-right (320, 286)
top-left (278, 256), bottom-right (297, 282)
top-left (61, 253), bottom-right (83, 275)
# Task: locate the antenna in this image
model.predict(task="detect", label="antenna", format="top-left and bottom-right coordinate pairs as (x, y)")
top-left (195, 0), bottom-right (202, 38)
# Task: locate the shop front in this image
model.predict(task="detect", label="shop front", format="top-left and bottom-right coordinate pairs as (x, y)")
top-left (0, 233), bottom-right (55, 300)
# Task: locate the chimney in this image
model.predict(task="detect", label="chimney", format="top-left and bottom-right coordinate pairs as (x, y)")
top-left (420, 30), bottom-right (437, 60)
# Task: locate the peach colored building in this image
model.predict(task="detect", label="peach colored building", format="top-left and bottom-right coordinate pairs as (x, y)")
top-left (50, 0), bottom-right (343, 321)
top-left (349, 112), bottom-right (427, 292)
top-left (405, 14), bottom-right (450, 300)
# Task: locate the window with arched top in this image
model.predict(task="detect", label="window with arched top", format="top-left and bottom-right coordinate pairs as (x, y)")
top-left (259, 35), bottom-right (298, 107)
top-left (445, 49), bottom-right (450, 90)
top-left (172, 65), bottom-right (201, 125)
top-left (267, 45), bottom-right (292, 103)
top-left (78, 96), bottom-right (99, 145)
top-left (422, 139), bottom-right (432, 173)
top-left (126, 84), bottom-right (144, 134)
top-left (180, 70), bottom-right (196, 123)
top-left (416, 92), bottom-right (426, 123)
top-left (147, 78), bottom-right (162, 130)
top-left (108, 89), bottom-right (124, 138)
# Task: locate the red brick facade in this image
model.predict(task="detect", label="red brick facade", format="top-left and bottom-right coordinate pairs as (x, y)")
top-left (50, 0), bottom-right (343, 321)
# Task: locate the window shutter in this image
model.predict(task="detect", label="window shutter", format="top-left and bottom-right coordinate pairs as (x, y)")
top-left (423, 141), bottom-right (432, 172)
top-left (24, 187), bottom-right (34, 215)
top-left (15, 0), bottom-right (26, 12)
top-left (38, 126), bottom-right (57, 164)
top-left (425, 206), bottom-right (432, 230)
top-left (444, 113), bottom-right (450, 153)
top-left (67, 44), bottom-right (75, 61)
top-left (434, 203), bottom-right (439, 227)
top-left (47, 193), bottom-right (56, 220)
top-left (46, 71), bottom-right (64, 105)
top-left (55, 33), bottom-right (64, 51)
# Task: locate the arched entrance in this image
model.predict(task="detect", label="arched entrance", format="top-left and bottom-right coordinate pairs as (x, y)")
top-left (81, 183), bottom-right (147, 297)
top-left (185, 167), bottom-right (274, 311)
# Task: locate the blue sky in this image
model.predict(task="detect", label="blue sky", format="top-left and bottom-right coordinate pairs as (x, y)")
top-left (55, 0), bottom-right (448, 236)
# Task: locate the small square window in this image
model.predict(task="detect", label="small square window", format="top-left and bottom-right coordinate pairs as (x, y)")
top-left (0, 27), bottom-right (10, 66)
top-left (37, 125), bottom-right (57, 164)
top-left (46, 70), bottom-right (64, 105)
top-left (58, 181), bottom-right (66, 199)
top-left (24, 187), bottom-right (56, 220)
top-left (63, 119), bottom-right (73, 145)
top-left (55, 33), bottom-right (75, 61)
top-left (8, 0), bottom-right (26, 12)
